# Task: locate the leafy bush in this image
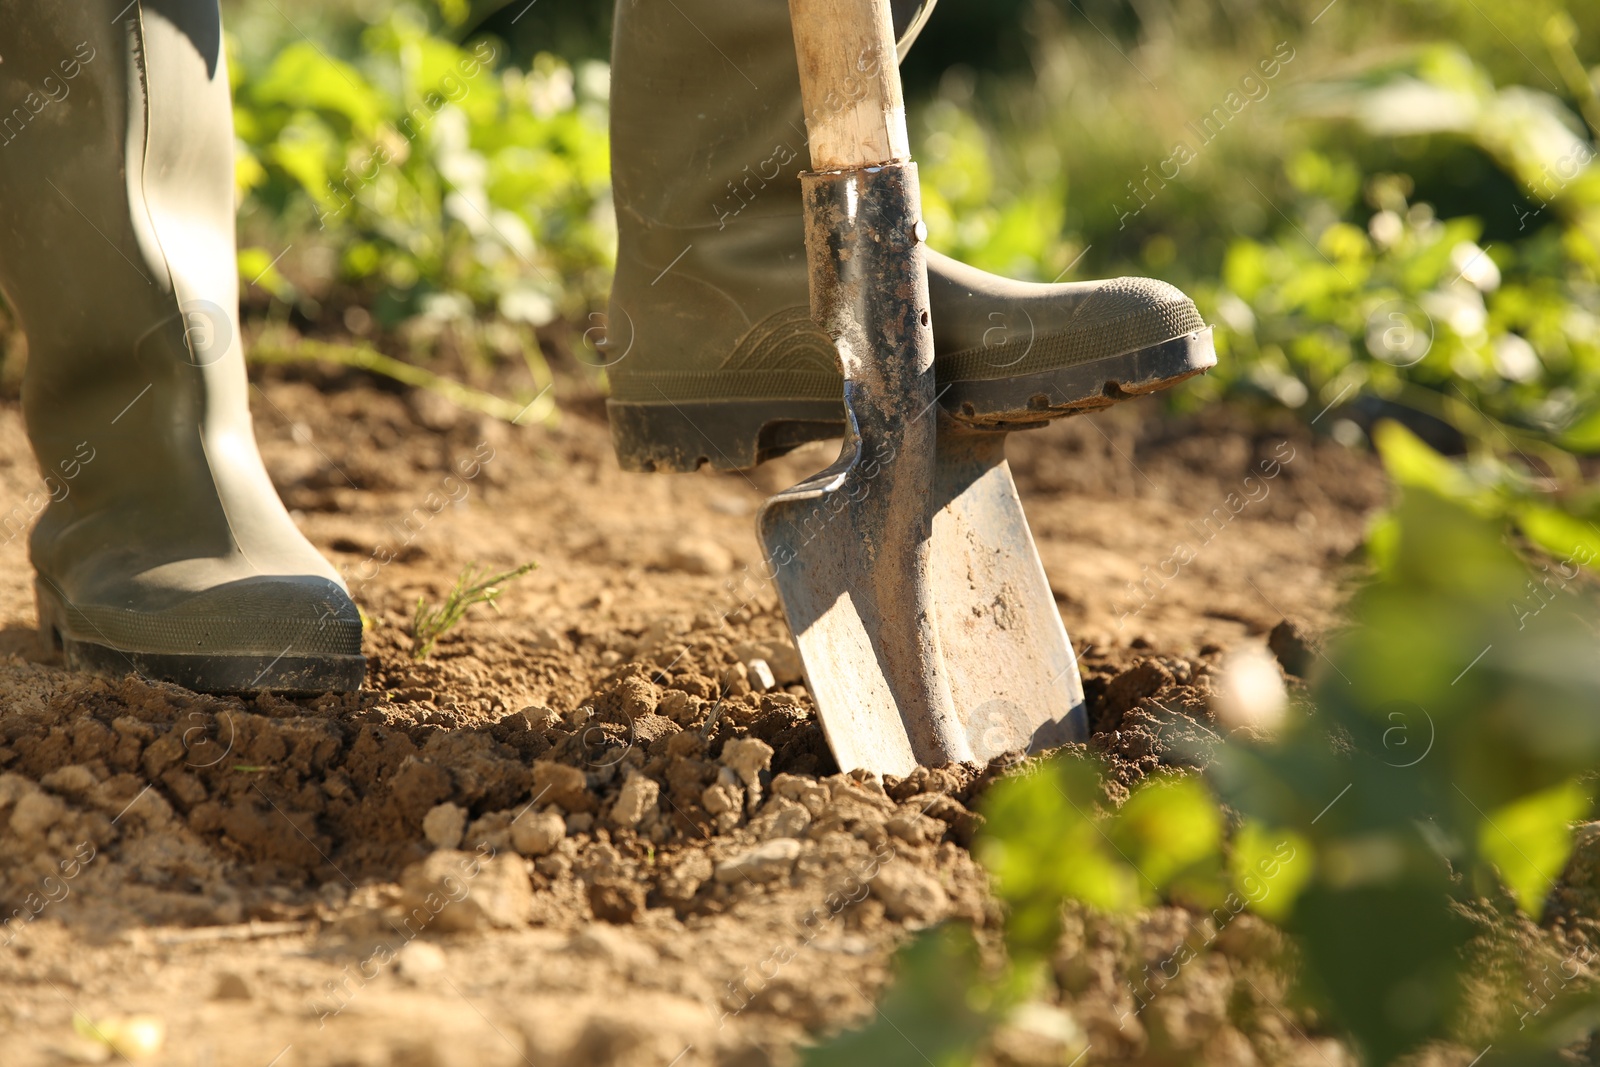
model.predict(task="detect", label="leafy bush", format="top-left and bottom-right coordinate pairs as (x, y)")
top-left (1188, 41), bottom-right (1600, 461)
top-left (230, 9), bottom-right (612, 328)
top-left (809, 427), bottom-right (1600, 1065)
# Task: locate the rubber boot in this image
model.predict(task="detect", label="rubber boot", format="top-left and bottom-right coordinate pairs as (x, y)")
top-left (0, 0), bottom-right (364, 693)
top-left (605, 0), bottom-right (1215, 472)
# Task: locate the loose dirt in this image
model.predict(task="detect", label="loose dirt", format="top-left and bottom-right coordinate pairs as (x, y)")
top-left (0, 354), bottom-right (1586, 1066)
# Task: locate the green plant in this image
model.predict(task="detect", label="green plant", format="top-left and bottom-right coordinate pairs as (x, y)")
top-left (230, 10), bottom-right (612, 326)
top-left (250, 335), bottom-right (555, 426)
top-left (812, 424), bottom-right (1600, 1066)
top-left (1203, 423), bottom-right (1600, 1063)
top-left (905, 9), bottom-right (1600, 514)
top-left (802, 757), bottom-right (1255, 1065)
top-left (1186, 40), bottom-right (1600, 467)
top-left (411, 561), bottom-right (537, 660)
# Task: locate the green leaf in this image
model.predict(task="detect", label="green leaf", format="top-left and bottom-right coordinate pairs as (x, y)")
top-left (1222, 239), bottom-right (1271, 300)
top-left (1292, 878), bottom-right (1474, 1067)
top-left (250, 42), bottom-right (384, 133)
top-left (1477, 776), bottom-right (1593, 919)
top-left (1556, 406), bottom-right (1600, 453)
top-left (1230, 821), bottom-right (1312, 922)
top-left (978, 756), bottom-right (1141, 959)
top-left (237, 246), bottom-right (295, 303)
top-left (1373, 420), bottom-right (1497, 514)
top-left (1110, 775), bottom-right (1223, 891)
top-left (262, 113), bottom-right (341, 206)
top-left (1513, 504), bottom-right (1600, 572)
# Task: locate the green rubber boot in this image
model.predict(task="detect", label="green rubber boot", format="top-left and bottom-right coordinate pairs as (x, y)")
top-left (0, 0), bottom-right (364, 693)
top-left (605, 0), bottom-right (1215, 472)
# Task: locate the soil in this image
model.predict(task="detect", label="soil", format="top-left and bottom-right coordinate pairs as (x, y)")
top-left (0, 354), bottom-right (1588, 1066)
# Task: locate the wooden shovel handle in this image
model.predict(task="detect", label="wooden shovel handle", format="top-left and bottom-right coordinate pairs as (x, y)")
top-left (788, 0), bottom-right (910, 170)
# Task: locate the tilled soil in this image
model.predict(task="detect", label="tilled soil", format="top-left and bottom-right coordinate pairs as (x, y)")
top-left (0, 358), bottom-right (1572, 1066)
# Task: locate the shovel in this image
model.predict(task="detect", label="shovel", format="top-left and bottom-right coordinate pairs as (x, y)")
top-left (757, 0), bottom-right (1084, 777)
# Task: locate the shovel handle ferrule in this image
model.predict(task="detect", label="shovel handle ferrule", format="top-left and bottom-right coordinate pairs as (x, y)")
top-left (800, 164), bottom-right (933, 423)
top-left (787, 0), bottom-right (909, 170)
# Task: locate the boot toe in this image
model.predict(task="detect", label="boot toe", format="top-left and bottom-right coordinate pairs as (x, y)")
top-left (37, 573), bottom-right (366, 695)
top-left (932, 265), bottom-right (1216, 427)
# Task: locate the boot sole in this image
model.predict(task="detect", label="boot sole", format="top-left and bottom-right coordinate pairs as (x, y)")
top-left (35, 580), bottom-right (366, 696)
top-left (944, 327), bottom-right (1216, 430)
top-left (608, 327), bottom-right (1216, 472)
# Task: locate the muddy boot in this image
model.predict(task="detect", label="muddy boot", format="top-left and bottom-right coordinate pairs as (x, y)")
top-left (605, 0), bottom-right (1215, 472)
top-left (0, 1), bottom-right (364, 693)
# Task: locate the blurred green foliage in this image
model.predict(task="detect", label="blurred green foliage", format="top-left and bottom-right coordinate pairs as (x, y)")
top-left (909, 13), bottom-right (1600, 483)
top-left (811, 429), bottom-right (1600, 1066)
top-left (1207, 424), bottom-right (1600, 1064)
top-left (229, 5), bottom-right (612, 328)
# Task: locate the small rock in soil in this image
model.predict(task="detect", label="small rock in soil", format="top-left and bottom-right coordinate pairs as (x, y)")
top-left (10, 789), bottom-right (65, 839)
top-left (665, 538), bottom-right (734, 576)
top-left (870, 862), bottom-right (950, 923)
top-left (400, 850), bottom-right (533, 932)
top-left (423, 802), bottom-right (467, 849)
top-left (715, 838), bottom-right (802, 884)
top-left (212, 973), bottom-right (251, 1001)
top-left (395, 940), bottom-right (447, 981)
top-left (464, 810), bottom-right (513, 853)
top-left (588, 879), bottom-right (646, 924)
top-left (608, 773), bottom-right (659, 831)
top-left (532, 761), bottom-right (594, 813)
top-left (40, 764), bottom-right (98, 796)
top-left (885, 812), bottom-right (942, 846)
top-left (511, 811), bottom-right (566, 857)
top-left (773, 774), bottom-right (830, 816)
top-left (746, 658), bottom-right (776, 692)
top-left (720, 737), bottom-right (774, 810)
top-left (755, 800), bottom-right (811, 840)
top-left (1268, 618), bottom-right (1316, 677)
top-left (733, 639), bottom-right (804, 686)
top-left (570, 924), bottom-right (660, 974)
top-left (660, 852), bottom-right (713, 901)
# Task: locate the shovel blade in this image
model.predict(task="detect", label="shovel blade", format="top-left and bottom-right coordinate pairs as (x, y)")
top-left (757, 420), bottom-right (1085, 777)
top-left (756, 164), bottom-right (973, 778)
top-left (757, 424), bottom-right (970, 778)
top-left (931, 423), bottom-right (1086, 761)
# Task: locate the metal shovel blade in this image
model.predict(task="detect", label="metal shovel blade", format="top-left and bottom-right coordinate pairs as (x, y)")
top-left (760, 0), bottom-right (1081, 776)
top-left (930, 419), bottom-right (1086, 760)
top-left (757, 164), bottom-right (971, 778)
top-left (758, 412), bottom-right (1087, 775)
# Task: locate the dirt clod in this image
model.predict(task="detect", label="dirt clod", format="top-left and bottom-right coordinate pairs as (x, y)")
top-left (423, 802), bottom-right (468, 848)
top-left (1268, 618), bottom-right (1317, 677)
top-left (715, 838), bottom-right (802, 884)
top-left (511, 810), bottom-right (567, 856)
top-left (400, 849), bottom-right (533, 932)
top-left (869, 861), bottom-right (951, 923)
